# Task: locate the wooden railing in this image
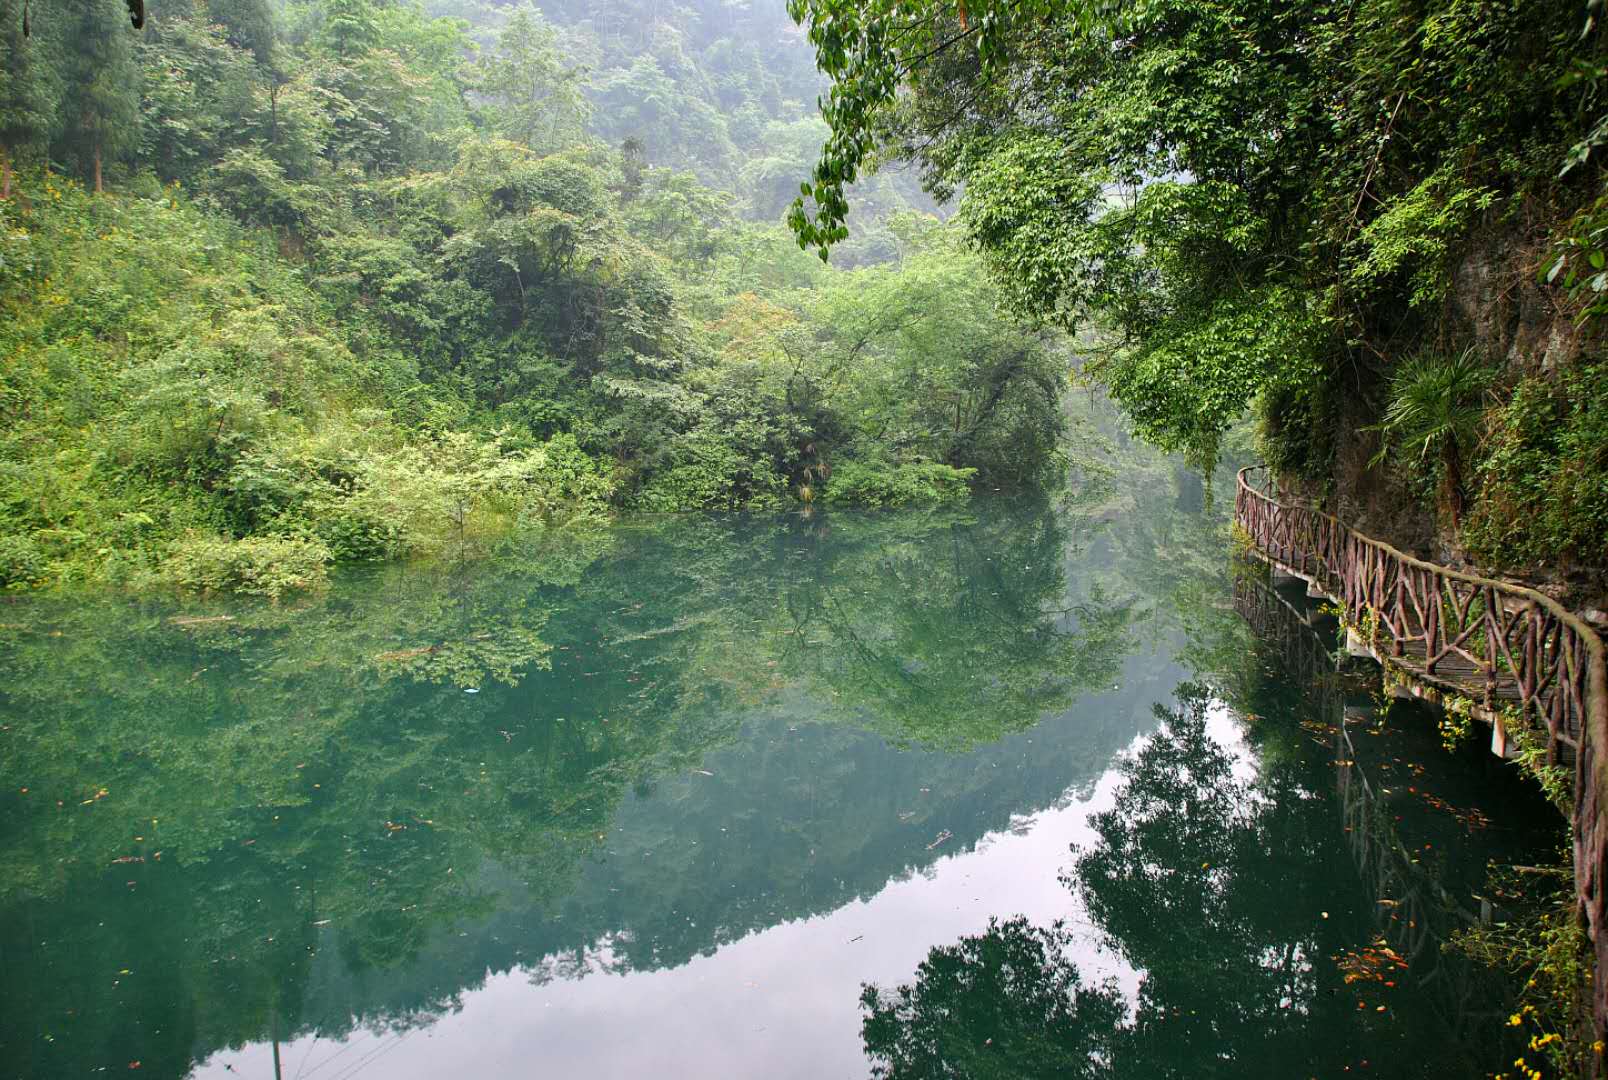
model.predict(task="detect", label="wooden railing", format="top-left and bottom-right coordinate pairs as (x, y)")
top-left (1235, 465), bottom-right (1608, 1038)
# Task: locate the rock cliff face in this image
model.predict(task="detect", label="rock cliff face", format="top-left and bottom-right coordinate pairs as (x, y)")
top-left (1449, 227), bottom-right (1582, 376)
top-left (1282, 218), bottom-right (1606, 619)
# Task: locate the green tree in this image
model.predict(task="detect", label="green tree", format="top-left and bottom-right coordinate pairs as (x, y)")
top-left (207, 0), bottom-right (278, 66)
top-left (0, 0), bottom-right (57, 199)
top-left (478, 5), bottom-right (590, 154)
top-left (56, 0), bottom-right (142, 192)
top-left (784, 0), bottom-right (1593, 482)
top-left (137, 8), bottom-right (262, 183)
top-left (317, 0), bottom-right (377, 59)
top-left (1369, 349), bottom-right (1495, 526)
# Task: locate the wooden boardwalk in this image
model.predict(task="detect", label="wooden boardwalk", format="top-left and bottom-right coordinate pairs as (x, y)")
top-left (1234, 465), bottom-right (1608, 1038)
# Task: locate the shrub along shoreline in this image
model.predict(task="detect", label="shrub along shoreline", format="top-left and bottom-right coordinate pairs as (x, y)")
top-left (0, 173), bottom-right (1070, 597)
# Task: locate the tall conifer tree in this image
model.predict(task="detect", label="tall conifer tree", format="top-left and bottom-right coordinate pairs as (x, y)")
top-left (57, 0), bottom-right (140, 192)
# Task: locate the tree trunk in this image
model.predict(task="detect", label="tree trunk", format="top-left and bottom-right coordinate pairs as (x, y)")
top-left (1443, 438), bottom-right (1464, 528)
top-left (93, 146), bottom-right (103, 194)
top-left (1, 146), bottom-right (11, 200)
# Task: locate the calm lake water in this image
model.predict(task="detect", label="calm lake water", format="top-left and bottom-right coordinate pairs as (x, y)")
top-left (0, 472), bottom-right (1559, 1078)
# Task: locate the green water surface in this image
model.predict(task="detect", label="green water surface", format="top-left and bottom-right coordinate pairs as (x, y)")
top-left (0, 486), bottom-right (1558, 1078)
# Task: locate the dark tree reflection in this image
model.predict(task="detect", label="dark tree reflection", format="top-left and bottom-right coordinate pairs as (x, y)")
top-left (862, 681), bottom-right (1504, 1079)
top-left (1069, 682), bottom-right (1347, 1076)
top-left (860, 916), bottom-right (1126, 1079)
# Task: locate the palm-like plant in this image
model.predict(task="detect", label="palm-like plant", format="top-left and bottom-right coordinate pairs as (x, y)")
top-left (1369, 348), bottom-right (1495, 524)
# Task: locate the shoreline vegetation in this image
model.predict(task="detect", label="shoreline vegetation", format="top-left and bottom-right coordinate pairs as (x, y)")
top-left (0, 168), bottom-right (1069, 597)
top-left (6, 166), bottom-right (1074, 597)
top-left (1, 0), bottom-right (1075, 598)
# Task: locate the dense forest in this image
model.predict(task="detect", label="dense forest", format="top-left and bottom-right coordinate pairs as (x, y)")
top-left (0, 0), bottom-right (1073, 594)
top-left (8, 0), bottom-right (1603, 601)
top-left (789, 0), bottom-right (1608, 604)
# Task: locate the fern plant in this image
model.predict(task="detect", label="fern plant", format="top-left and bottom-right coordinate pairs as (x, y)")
top-left (1369, 348), bottom-right (1495, 525)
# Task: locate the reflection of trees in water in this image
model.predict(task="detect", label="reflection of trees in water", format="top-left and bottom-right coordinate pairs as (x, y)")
top-left (859, 674), bottom-right (1531, 1078)
top-left (861, 916), bottom-right (1126, 1080)
top-left (1234, 571), bottom-right (1532, 1070)
top-left (772, 502), bottom-right (1136, 749)
top-left (0, 499), bottom-right (1172, 1077)
top-left (1070, 683), bottom-right (1344, 1076)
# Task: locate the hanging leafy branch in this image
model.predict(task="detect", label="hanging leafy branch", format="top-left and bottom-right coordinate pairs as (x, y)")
top-left (783, 0), bottom-right (1129, 258)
